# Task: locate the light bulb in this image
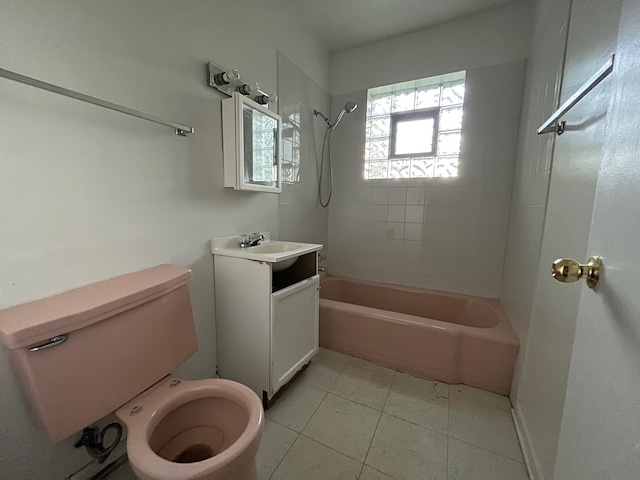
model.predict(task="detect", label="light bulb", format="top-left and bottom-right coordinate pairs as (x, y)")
top-left (237, 82), bottom-right (259, 96)
top-left (255, 93), bottom-right (278, 105)
top-left (213, 69), bottom-right (239, 86)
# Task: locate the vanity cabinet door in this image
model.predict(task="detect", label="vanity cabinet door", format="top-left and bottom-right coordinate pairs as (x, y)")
top-left (269, 275), bottom-right (319, 395)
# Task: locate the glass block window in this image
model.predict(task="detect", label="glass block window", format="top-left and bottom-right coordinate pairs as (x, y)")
top-left (281, 103), bottom-right (301, 183)
top-left (247, 105), bottom-right (278, 183)
top-left (364, 71), bottom-right (466, 179)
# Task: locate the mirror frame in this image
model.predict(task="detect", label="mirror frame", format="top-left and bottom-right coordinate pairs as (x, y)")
top-left (222, 92), bottom-right (282, 193)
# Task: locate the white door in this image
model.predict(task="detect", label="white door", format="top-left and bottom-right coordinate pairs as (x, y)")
top-left (514, 0), bottom-right (621, 477)
top-left (553, 2), bottom-right (640, 477)
top-left (270, 275), bottom-right (320, 395)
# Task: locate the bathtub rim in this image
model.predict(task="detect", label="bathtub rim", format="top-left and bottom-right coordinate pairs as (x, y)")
top-left (320, 275), bottom-right (519, 346)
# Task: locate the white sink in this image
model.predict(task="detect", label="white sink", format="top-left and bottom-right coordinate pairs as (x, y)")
top-left (211, 235), bottom-right (323, 273)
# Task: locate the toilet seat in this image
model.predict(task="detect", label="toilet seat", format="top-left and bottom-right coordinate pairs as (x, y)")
top-left (116, 375), bottom-right (264, 480)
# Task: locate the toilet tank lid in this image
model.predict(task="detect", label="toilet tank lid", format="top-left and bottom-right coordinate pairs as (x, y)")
top-left (0, 264), bottom-right (192, 350)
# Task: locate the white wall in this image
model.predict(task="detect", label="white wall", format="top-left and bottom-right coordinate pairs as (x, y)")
top-left (331, 2), bottom-right (532, 95)
top-left (326, 3), bottom-right (531, 298)
top-left (0, 1), bottom-right (329, 478)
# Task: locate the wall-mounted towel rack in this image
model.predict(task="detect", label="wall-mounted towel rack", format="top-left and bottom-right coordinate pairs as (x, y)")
top-left (538, 54), bottom-right (615, 135)
top-left (0, 68), bottom-right (195, 136)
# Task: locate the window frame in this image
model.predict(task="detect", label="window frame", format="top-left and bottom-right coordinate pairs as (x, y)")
top-left (389, 107), bottom-right (440, 159)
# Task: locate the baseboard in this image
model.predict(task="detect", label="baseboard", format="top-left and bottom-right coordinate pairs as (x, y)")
top-left (512, 401), bottom-right (543, 480)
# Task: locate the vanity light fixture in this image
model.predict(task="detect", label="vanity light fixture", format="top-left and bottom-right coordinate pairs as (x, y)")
top-left (207, 62), bottom-right (276, 108)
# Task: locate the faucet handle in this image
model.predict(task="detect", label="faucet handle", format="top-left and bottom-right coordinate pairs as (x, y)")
top-left (239, 233), bottom-right (250, 248)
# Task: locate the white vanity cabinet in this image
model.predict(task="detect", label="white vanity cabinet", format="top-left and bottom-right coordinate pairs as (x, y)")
top-left (213, 247), bottom-right (321, 405)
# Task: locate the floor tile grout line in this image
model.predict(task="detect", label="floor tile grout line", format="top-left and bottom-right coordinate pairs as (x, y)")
top-left (327, 348), bottom-right (511, 406)
top-left (381, 375), bottom-right (451, 436)
top-left (447, 391), bottom-right (525, 463)
top-left (266, 349), bottom-right (523, 479)
top-left (358, 369), bottom-right (395, 476)
top-left (324, 389), bottom-right (386, 413)
top-left (326, 355), bottom-right (352, 392)
top-left (381, 369), bottom-right (396, 411)
top-left (298, 431), bottom-right (367, 467)
top-left (447, 434), bottom-right (526, 464)
top-left (303, 350), bottom-right (352, 393)
top-left (360, 409), bottom-right (384, 475)
top-left (361, 464), bottom-right (397, 479)
top-left (267, 431), bottom-right (300, 480)
top-left (446, 430), bottom-right (450, 479)
top-left (320, 364), bottom-right (454, 436)
top-left (452, 434), bottom-right (528, 463)
top-left (449, 395), bottom-right (513, 413)
top-left (299, 389), bottom-right (329, 433)
top-left (272, 368), bottom-right (519, 460)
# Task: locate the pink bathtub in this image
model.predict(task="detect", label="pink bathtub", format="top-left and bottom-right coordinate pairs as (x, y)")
top-left (319, 276), bottom-right (519, 395)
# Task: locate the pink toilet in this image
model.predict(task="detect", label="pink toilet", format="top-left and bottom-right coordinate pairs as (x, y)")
top-left (0, 264), bottom-right (264, 480)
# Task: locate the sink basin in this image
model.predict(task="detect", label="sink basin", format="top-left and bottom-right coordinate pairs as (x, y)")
top-left (271, 257), bottom-right (298, 272)
top-left (211, 235), bottom-right (323, 273)
top-left (248, 243), bottom-right (299, 254)
top-left (247, 243), bottom-right (300, 271)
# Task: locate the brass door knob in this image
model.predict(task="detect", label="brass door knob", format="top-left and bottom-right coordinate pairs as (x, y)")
top-left (551, 256), bottom-right (602, 288)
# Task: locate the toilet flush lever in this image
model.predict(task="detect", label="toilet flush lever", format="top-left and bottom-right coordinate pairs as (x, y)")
top-left (551, 256), bottom-right (602, 289)
top-left (29, 334), bottom-right (68, 351)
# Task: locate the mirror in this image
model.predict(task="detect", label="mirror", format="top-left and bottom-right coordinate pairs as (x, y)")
top-left (242, 103), bottom-right (278, 186)
top-left (223, 93), bottom-right (282, 193)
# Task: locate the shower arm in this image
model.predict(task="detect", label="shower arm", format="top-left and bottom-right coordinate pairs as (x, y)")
top-left (313, 109), bottom-right (332, 128)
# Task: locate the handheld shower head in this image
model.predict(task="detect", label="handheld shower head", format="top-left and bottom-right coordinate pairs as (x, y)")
top-left (332, 101), bottom-right (358, 129)
top-left (344, 101), bottom-right (357, 113)
top-left (314, 101), bottom-right (357, 130)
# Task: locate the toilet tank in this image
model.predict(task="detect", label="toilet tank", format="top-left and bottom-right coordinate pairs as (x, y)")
top-left (0, 264), bottom-right (197, 443)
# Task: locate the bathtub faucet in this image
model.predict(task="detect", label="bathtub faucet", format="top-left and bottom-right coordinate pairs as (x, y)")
top-left (239, 233), bottom-right (265, 248)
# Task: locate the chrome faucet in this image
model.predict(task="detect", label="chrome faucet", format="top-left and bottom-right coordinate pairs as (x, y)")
top-left (239, 233), bottom-right (265, 248)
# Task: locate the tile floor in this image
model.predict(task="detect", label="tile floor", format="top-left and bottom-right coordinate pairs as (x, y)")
top-left (258, 348), bottom-right (529, 480)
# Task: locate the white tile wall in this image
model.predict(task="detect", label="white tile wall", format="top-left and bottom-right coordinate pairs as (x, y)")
top-left (277, 53), bottom-right (330, 249)
top-left (500, 0), bottom-right (569, 397)
top-left (328, 61), bottom-right (525, 297)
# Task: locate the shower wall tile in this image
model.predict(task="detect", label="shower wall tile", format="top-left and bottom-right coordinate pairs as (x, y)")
top-left (277, 53), bottom-right (330, 250)
top-left (404, 224), bottom-right (422, 242)
top-left (405, 206), bottom-right (424, 224)
top-left (371, 205), bottom-right (388, 222)
top-left (501, 0), bottom-right (569, 397)
top-left (388, 187), bottom-right (407, 205)
top-left (406, 187), bottom-right (426, 205)
top-left (371, 188), bottom-right (389, 204)
top-left (387, 205), bottom-right (405, 222)
top-left (328, 60), bottom-right (526, 298)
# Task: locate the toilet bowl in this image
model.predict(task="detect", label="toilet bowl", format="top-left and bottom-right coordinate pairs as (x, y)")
top-left (117, 375), bottom-right (264, 480)
top-left (0, 265), bottom-right (264, 480)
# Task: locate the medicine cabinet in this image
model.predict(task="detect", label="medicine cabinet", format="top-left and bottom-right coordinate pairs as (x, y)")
top-left (222, 92), bottom-right (282, 193)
